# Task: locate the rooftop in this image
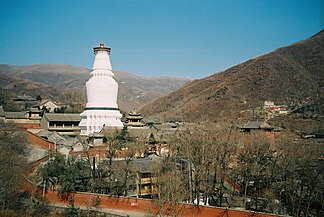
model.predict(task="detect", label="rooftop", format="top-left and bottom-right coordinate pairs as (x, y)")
top-left (0, 106), bottom-right (5, 117)
top-left (36, 130), bottom-right (80, 146)
top-left (14, 95), bottom-right (36, 101)
top-left (5, 111), bottom-right (28, 119)
top-left (43, 113), bottom-right (81, 122)
top-left (30, 107), bottom-right (41, 113)
top-left (127, 111), bottom-right (143, 119)
top-left (93, 42), bottom-right (111, 54)
top-left (241, 121), bottom-right (273, 129)
top-left (111, 158), bottom-right (161, 174)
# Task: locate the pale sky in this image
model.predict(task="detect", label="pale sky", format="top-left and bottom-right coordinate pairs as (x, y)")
top-left (0, 0), bottom-right (323, 78)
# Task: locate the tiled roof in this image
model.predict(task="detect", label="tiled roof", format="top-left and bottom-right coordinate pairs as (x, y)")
top-left (30, 107), bottom-right (41, 113)
top-left (36, 130), bottom-right (80, 146)
top-left (88, 132), bottom-right (104, 138)
top-left (36, 129), bottom-right (51, 138)
top-left (112, 158), bottom-right (160, 173)
top-left (241, 121), bottom-right (272, 129)
top-left (62, 137), bottom-right (80, 147)
top-left (43, 113), bottom-right (81, 122)
top-left (48, 132), bottom-right (66, 144)
top-left (15, 95), bottom-right (36, 101)
top-left (41, 100), bottom-right (60, 108)
top-left (5, 111), bottom-right (28, 119)
top-left (0, 106), bottom-right (5, 117)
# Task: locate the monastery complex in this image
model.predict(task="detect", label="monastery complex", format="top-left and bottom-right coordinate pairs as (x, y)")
top-left (0, 42), bottom-right (303, 217)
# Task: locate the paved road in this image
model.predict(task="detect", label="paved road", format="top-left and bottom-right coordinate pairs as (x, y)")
top-left (50, 203), bottom-right (154, 217)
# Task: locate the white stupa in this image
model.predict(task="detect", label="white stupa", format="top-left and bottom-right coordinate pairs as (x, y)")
top-left (79, 42), bottom-right (123, 135)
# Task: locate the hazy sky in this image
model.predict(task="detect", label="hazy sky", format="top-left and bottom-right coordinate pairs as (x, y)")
top-left (0, 0), bottom-right (323, 79)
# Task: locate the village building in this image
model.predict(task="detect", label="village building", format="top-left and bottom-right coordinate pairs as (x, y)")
top-left (29, 107), bottom-right (42, 120)
top-left (40, 113), bottom-right (81, 136)
top-left (97, 158), bottom-right (159, 198)
top-left (4, 111), bottom-right (29, 120)
top-left (263, 101), bottom-right (289, 118)
top-left (30, 129), bottom-right (84, 157)
top-left (0, 107), bottom-right (40, 128)
top-left (13, 94), bottom-right (37, 103)
top-left (13, 94), bottom-right (38, 110)
top-left (87, 132), bottom-right (106, 147)
top-left (133, 158), bottom-right (158, 198)
top-left (240, 120), bottom-right (274, 132)
top-left (3, 110), bottom-right (41, 128)
top-left (40, 100), bottom-right (60, 113)
top-left (36, 130), bottom-right (66, 145)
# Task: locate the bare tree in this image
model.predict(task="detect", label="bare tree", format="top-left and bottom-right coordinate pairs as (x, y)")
top-left (235, 131), bottom-right (275, 210)
top-left (211, 126), bottom-right (241, 207)
top-left (120, 137), bottom-right (145, 196)
top-left (0, 122), bottom-right (29, 210)
top-left (171, 126), bottom-right (206, 205)
top-left (153, 161), bottom-right (187, 217)
top-left (274, 134), bottom-right (324, 216)
top-left (101, 128), bottom-right (122, 194)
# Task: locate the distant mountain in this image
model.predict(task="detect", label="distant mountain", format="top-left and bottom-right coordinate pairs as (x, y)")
top-left (0, 64), bottom-right (190, 112)
top-left (116, 71), bottom-right (189, 111)
top-left (0, 75), bottom-right (58, 95)
top-left (140, 30), bottom-right (324, 123)
top-left (0, 73), bottom-right (62, 111)
top-left (0, 64), bottom-right (89, 89)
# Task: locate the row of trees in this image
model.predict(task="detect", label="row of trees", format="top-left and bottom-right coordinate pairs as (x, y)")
top-left (157, 123), bottom-right (324, 216)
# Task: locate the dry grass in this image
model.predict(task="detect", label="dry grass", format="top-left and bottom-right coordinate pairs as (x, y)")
top-left (140, 31), bottom-right (324, 124)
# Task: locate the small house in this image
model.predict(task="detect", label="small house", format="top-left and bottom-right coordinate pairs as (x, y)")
top-left (40, 101), bottom-right (60, 113)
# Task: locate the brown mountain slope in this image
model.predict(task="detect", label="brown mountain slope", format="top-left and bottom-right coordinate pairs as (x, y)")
top-left (0, 64), bottom-right (190, 112)
top-left (0, 64), bottom-right (89, 89)
top-left (0, 74), bottom-right (62, 111)
top-left (140, 30), bottom-right (324, 123)
top-left (116, 71), bottom-right (189, 111)
top-left (0, 74), bottom-right (61, 98)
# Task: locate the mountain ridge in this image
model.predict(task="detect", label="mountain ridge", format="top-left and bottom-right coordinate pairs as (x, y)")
top-left (140, 30), bottom-right (324, 123)
top-left (0, 64), bottom-right (191, 112)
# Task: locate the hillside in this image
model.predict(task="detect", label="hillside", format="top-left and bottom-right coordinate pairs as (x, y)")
top-left (0, 64), bottom-right (190, 112)
top-left (0, 74), bottom-right (62, 111)
top-left (140, 30), bottom-right (324, 123)
top-left (0, 64), bottom-right (89, 89)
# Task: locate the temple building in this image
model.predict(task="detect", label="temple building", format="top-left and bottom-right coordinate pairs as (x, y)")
top-left (79, 42), bottom-right (123, 135)
top-left (41, 113), bottom-right (81, 136)
top-left (126, 111), bottom-right (145, 127)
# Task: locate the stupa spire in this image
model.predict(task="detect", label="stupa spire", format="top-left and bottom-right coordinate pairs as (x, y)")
top-left (79, 42), bottom-right (123, 135)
